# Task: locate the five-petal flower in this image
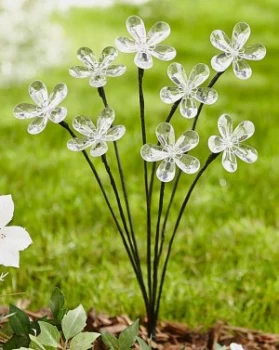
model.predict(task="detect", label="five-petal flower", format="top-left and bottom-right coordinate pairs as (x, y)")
top-left (0, 195), bottom-right (32, 268)
top-left (14, 81), bottom-right (67, 134)
top-left (69, 46), bottom-right (126, 88)
top-left (160, 62), bottom-right (218, 118)
top-left (115, 16), bottom-right (176, 69)
top-left (140, 123), bottom-right (200, 182)
top-left (208, 114), bottom-right (258, 172)
top-left (210, 22), bottom-right (266, 79)
top-left (67, 107), bottom-right (125, 157)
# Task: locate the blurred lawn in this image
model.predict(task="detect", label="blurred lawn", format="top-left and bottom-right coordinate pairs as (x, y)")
top-left (1, 0), bottom-right (279, 332)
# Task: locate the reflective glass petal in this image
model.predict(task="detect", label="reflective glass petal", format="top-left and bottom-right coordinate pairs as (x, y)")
top-left (67, 137), bottom-right (92, 151)
top-left (49, 107), bottom-right (67, 123)
top-left (147, 21), bottom-right (170, 46)
top-left (99, 46), bottom-right (118, 68)
top-left (167, 62), bottom-right (187, 87)
top-left (211, 53), bottom-right (233, 72)
top-left (235, 144), bottom-right (258, 163)
top-left (210, 30), bottom-right (231, 52)
top-left (208, 135), bottom-right (227, 153)
top-left (175, 154), bottom-right (200, 174)
top-left (134, 51), bottom-right (153, 69)
top-left (115, 37), bottom-right (136, 53)
top-left (233, 120), bottom-right (255, 141)
top-left (151, 45), bottom-right (176, 61)
top-left (175, 130), bottom-right (199, 153)
top-left (29, 81), bottom-right (48, 107)
top-left (160, 86), bottom-right (184, 104)
top-left (69, 66), bottom-right (91, 78)
top-left (98, 108), bottom-right (115, 133)
top-left (105, 65), bottom-right (127, 77)
top-left (126, 16), bottom-right (146, 42)
top-left (243, 44), bottom-right (266, 61)
top-left (156, 122), bottom-right (175, 147)
top-left (49, 83), bottom-right (67, 108)
top-left (73, 115), bottom-right (96, 136)
top-left (156, 159), bottom-right (176, 182)
top-left (89, 74), bottom-right (107, 88)
top-left (90, 141), bottom-right (108, 157)
top-left (222, 149), bottom-right (237, 172)
top-left (106, 125), bottom-right (126, 141)
top-left (195, 87), bottom-right (218, 104)
top-left (180, 97), bottom-right (197, 119)
top-left (27, 116), bottom-right (48, 135)
top-left (140, 144), bottom-right (168, 162)
top-left (232, 22), bottom-right (250, 49)
top-left (218, 114), bottom-right (233, 138)
top-left (232, 59), bottom-right (252, 79)
top-left (77, 47), bottom-right (98, 69)
top-left (14, 103), bottom-right (38, 119)
top-left (189, 63), bottom-right (210, 88)
top-left (0, 195), bottom-right (14, 229)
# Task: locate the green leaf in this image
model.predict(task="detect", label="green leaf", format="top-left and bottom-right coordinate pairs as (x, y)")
top-left (29, 334), bottom-right (47, 350)
top-left (118, 320), bottom-right (139, 349)
top-left (136, 336), bottom-right (151, 350)
top-left (61, 305), bottom-right (87, 341)
top-left (70, 331), bottom-right (100, 350)
top-left (101, 331), bottom-right (119, 350)
top-left (8, 305), bottom-right (30, 336)
top-left (36, 321), bottom-right (60, 347)
top-left (3, 334), bottom-right (30, 350)
top-left (49, 288), bottom-right (65, 319)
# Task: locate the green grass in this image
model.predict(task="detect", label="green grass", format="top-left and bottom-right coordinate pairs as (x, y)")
top-left (1, 0), bottom-right (279, 333)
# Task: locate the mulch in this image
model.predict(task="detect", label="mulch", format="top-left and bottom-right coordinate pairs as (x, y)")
top-left (0, 304), bottom-right (278, 349)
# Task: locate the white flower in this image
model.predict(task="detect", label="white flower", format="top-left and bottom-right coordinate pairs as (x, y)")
top-left (69, 46), bottom-right (126, 88)
top-left (0, 195), bottom-right (32, 268)
top-left (160, 62), bottom-right (218, 118)
top-left (115, 15), bottom-right (176, 69)
top-left (210, 22), bottom-right (266, 79)
top-left (140, 122), bottom-right (200, 182)
top-left (14, 81), bottom-right (68, 134)
top-left (230, 343), bottom-right (244, 350)
top-left (67, 107), bottom-right (125, 157)
top-left (208, 114), bottom-right (258, 172)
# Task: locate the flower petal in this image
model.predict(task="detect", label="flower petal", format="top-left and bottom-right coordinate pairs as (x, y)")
top-left (89, 74), bottom-right (107, 88)
top-left (167, 62), bottom-right (187, 87)
top-left (208, 135), bottom-right (227, 153)
top-left (235, 144), bottom-right (258, 163)
top-left (77, 47), bottom-right (98, 69)
top-left (151, 45), bottom-right (176, 61)
top-left (1, 226), bottom-right (32, 252)
top-left (27, 117), bottom-right (48, 135)
top-left (210, 30), bottom-right (231, 52)
top-left (175, 130), bottom-right (199, 153)
top-left (211, 53), bottom-right (233, 72)
top-left (49, 83), bottom-right (67, 108)
top-left (243, 44), bottom-right (266, 61)
top-left (140, 144), bottom-right (167, 162)
top-left (73, 115), bottom-right (96, 136)
top-left (195, 87), bottom-right (218, 104)
top-left (49, 107), bottom-right (67, 123)
top-left (106, 125), bottom-right (126, 141)
top-left (232, 22), bottom-right (250, 49)
top-left (156, 122), bottom-right (175, 147)
top-left (156, 159), bottom-right (176, 182)
top-left (105, 65), bottom-right (126, 77)
top-left (147, 21), bottom-right (170, 46)
top-left (0, 195), bottom-right (14, 229)
top-left (180, 97), bottom-right (197, 119)
top-left (115, 37), bottom-right (136, 53)
top-left (188, 63), bottom-right (210, 88)
top-left (0, 248), bottom-right (20, 268)
top-left (29, 81), bottom-right (48, 107)
top-left (69, 66), bottom-right (91, 78)
top-left (126, 16), bottom-right (146, 42)
top-left (98, 108), bottom-right (115, 133)
top-left (160, 86), bottom-right (184, 104)
top-left (175, 154), bottom-right (200, 174)
top-left (233, 120), bottom-right (255, 141)
top-left (134, 52), bottom-right (153, 69)
top-left (218, 114), bottom-right (233, 138)
top-left (232, 59), bottom-right (252, 79)
top-left (67, 137), bottom-right (92, 151)
top-left (99, 46), bottom-right (118, 68)
top-left (14, 103), bottom-right (38, 119)
top-left (90, 141), bottom-right (108, 157)
top-left (222, 149), bottom-right (237, 172)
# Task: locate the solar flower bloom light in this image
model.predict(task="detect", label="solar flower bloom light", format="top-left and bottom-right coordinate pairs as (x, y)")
top-left (13, 18), bottom-right (265, 337)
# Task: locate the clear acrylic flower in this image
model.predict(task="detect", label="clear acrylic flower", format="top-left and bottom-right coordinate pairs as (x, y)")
top-left (208, 114), bottom-right (258, 172)
top-left (140, 122), bottom-right (200, 182)
top-left (69, 46), bottom-right (126, 88)
top-left (14, 81), bottom-right (68, 134)
top-left (230, 344), bottom-right (244, 350)
top-left (160, 62), bottom-right (218, 118)
top-left (67, 107), bottom-right (125, 157)
top-left (210, 22), bottom-right (266, 79)
top-left (115, 15), bottom-right (176, 69)
top-left (0, 195), bottom-right (32, 268)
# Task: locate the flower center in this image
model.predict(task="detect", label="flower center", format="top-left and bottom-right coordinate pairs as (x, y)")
top-left (228, 45), bottom-right (245, 59)
top-left (39, 101), bottom-right (54, 117)
top-left (163, 144), bottom-right (177, 158)
top-left (0, 229), bottom-right (6, 240)
top-left (135, 38), bottom-right (149, 53)
top-left (223, 136), bottom-right (239, 150)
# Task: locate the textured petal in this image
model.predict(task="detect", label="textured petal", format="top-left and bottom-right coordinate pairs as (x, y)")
top-left (175, 154), bottom-right (200, 174)
top-left (14, 103), bottom-right (38, 119)
top-left (243, 44), bottom-right (266, 60)
top-left (0, 248), bottom-right (20, 268)
top-left (105, 125), bottom-right (126, 141)
top-left (0, 195), bottom-right (14, 229)
top-left (188, 64), bottom-right (210, 88)
top-left (211, 53), bottom-right (233, 72)
top-left (156, 122), bottom-right (175, 147)
top-left (151, 45), bottom-right (176, 61)
top-left (69, 66), bottom-right (91, 78)
top-left (105, 65), bottom-right (126, 77)
top-left (233, 120), bottom-right (255, 141)
top-left (235, 144), bottom-right (258, 163)
top-left (232, 59), bottom-right (252, 79)
top-left (97, 108), bottom-right (115, 134)
top-left (222, 149), bottom-right (237, 172)
top-left (1, 226), bottom-right (32, 252)
top-left (147, 21), bottom-right (170, 45)
top-left (89, 74), bottom-right (107, 88)
top-left (175, 130), bottom-right (199, 153)
top-left (90, 141), bottom-right (108, 157)
top-left (67, 137), bottom-right (92, 151)
top-left (115, 37), bottom-right (136, 53)
top-left (208, 135), bottom-right (227, 153)
top-left (156, 159), bottom-right (176, 182)
top-left (210, 30), bottom-right (232, 52)
top-left (218, 114), bottom-right (233, 138)
top-left (195, 87), bottom-right (218, 104)
top-left (27, 117), bottom-right (48, 135)
top-left (134, 51), bottom-right (153, 69)
top-left (167, 62), bottom-right (187, 87)
top-left (49, 107), bottom-right (67, 123)
top-left (99, 46), bottom-right (118, 68)
top-left (73, 115), bottom-right (96, 136)
top-left (232, 22), bottom-right (250, 49)
top-left (49, 83), bottom-right (67, 108)
top-left (180, 97), bottom-right (197, 119)
top-left (77, 47), bottom-right (98, 69)
top-left (29, 81), bottom-right (48, 107)
top-left (160, 86), bottom-right (184, 104)
top-left (126, 16), bottom-right (146, 42)
top-left (140, 144), bottom-right (167, 162)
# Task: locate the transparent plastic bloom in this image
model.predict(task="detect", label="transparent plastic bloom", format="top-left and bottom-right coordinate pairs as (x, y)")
top-left (69, 46), bottom-right (126, 88)
top-left (210, 22), bottom-right (266, 79)
top-left (160, 62), bottom-right (218, 118)
top-left (0, 195), bottom-right (32, 268)
top-left (140, 123), bottom-right (200, 182)
top-left (208, 114), bottom-right (258, 173)
top-left (14, 81), bottom-right (67, 134)
top-left (230, 344), bottom-right (244, 350)
top-left (67, 107), bottom-right (125, 157)
top-left (115, 15), bottom-right (176, 69)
